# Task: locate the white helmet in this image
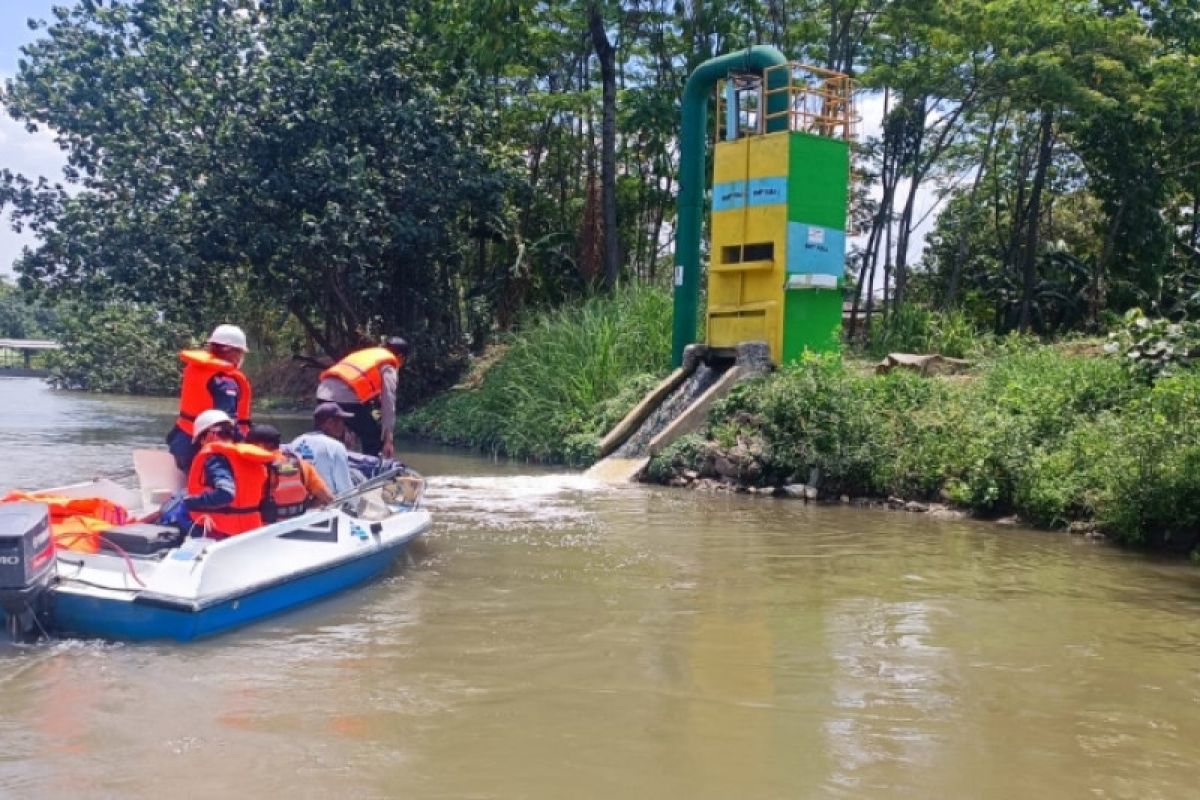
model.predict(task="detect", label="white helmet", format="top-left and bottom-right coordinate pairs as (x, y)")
top-left (192, 409), bottom-right (234, 442)
top-left (207, 324), bottom-right (249, 352)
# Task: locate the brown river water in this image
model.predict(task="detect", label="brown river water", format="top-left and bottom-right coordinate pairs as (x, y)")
top-left (1, 376), bottom-right (1199, 798)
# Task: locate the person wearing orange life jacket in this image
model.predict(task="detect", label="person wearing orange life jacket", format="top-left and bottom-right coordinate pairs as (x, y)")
top-left (317, 336), bottom-right (409, 458)
top-left (182, 410), bottom-right (274, 538)
top-left (165, 324), bottom-right (253, 474)
top-left (245, 423), bottom-right (333, 523)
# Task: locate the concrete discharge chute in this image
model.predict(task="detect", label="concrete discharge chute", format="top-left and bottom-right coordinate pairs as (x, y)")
top-left (584, 343), bottom-right (770, 484)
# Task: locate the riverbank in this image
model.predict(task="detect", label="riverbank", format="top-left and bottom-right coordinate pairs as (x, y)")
top-left (397, 289), bottom-right (1200, 557)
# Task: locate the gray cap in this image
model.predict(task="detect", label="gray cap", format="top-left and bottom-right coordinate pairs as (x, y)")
top-left (314, 402), bottom-right (354, 423)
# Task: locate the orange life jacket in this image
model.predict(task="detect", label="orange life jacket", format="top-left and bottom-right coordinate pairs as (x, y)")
top-left (320, 347), bottom-right (401, 402)
top-left (264, 452), bottom-right (310, 523)
top-left (1, 491), bottom-right (130, 554)
top-left (185, 441), bottom-right (274, 536)
top-left (176, 349), bottom-right (252, 436)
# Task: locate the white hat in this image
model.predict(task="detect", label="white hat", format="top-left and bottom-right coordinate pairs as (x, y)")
top-left (207, 324), bottom-right (249, 352)
top-left (192, 409), bottom-right (234, 442)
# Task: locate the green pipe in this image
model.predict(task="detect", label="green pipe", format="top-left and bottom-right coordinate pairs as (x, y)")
top-left (671, 46), bottom-right (789, 367)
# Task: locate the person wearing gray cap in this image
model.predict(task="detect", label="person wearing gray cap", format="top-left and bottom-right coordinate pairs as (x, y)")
top-left (288, 402), bottom-right (356, 495)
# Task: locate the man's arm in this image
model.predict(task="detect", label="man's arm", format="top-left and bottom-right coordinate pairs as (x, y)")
top-left (330, 442), bottom-right (355, 494)
top-left (183, 455), bottom-right (236, 510)
top-left (379, 365), bottom-right (398, 458)
top-left (208, 375), bottom-right (240, 418)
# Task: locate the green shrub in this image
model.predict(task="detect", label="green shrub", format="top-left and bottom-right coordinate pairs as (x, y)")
top-left (709, 354), bottom-right (890, 494)
top-left (646, 433), bottom-right (711, 483)
top-left (692, 341), bottom-right (1143, 517)
top-left (1021, 373), bottom-right (1200, 545)
top-left (943, 344), bottom-right (1140, 512)
top-left (1104, 307), bottom-right (1200, 382)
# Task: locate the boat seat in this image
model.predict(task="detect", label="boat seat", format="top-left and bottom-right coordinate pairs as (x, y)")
top-left (100, 523), bottom-right (184, 557)
top-left (132, 449), bottom-right (185, 511)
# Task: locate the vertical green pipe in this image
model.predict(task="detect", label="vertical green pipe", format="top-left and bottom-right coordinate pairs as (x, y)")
top-left (671, 46), bottom-right (789, 367)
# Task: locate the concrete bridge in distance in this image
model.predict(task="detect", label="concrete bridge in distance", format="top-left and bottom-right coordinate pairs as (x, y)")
top-left (0, 337), bottom-right (62, 376)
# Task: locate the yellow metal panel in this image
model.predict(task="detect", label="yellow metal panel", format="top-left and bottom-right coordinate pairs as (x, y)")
top-left (713, 139), bottom-right (749, 186)
top-left (708, 273), bottom-right (742, 307)
top-left (713, 133), bottom-right (789, 186)
top-left (741, 204), bottom-right (784, 241)
top-left (711, 259), bottom-right (773, 273)
top-left (710, 208), bottom-right (749, 247)
top-left (710, 206), bottom-right (788, 258)
top-left (708, 302), bottom-right (783, 360)
top-left (747, 132), bottom-right (789, 180)
top-left (707, 135), bottom-right (791, 364)
top-left (709, 310), bottom-right (768, 348)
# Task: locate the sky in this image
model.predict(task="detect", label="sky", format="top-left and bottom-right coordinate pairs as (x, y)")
top-left (1, 0), bottom-right (64, 279)
top-left (0, 2), bottom-right (936, 287)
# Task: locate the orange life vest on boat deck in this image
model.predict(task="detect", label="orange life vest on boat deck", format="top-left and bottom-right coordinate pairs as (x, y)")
top-left (185, 442), bottom-right (274, 536)
top-left (265, 452), bottom-right (310, 523)
top-left (0, 491), bottom-right (130, 554)
top-left (176, 349), bottom-right (252, 436)
top-left (319, 347), bottom-right (401, 402)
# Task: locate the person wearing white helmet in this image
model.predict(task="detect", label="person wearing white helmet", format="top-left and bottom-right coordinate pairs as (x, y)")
top-left (165, 324), bottom-right (254, 473)
top-left (175, 409), bottom-right (275, 538)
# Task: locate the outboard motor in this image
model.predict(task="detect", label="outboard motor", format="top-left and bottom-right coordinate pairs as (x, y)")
top-left (0, 503), bottom-right (56, 641)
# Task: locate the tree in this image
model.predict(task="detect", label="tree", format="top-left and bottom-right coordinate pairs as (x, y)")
top-left (2, 0), bottom-right (520, 395)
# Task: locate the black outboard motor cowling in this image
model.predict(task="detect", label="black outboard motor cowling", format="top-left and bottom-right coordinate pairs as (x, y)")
top-left (0, 503), bottom-right (56, 640)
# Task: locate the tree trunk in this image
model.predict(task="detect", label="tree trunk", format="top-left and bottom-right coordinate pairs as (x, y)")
top-left (852, 88), bottom-right (895, 340)
top-left (588, 3), bottom-right (620, 292)
top-left (288, 300), bottom-right (337, 358)
top-left (892, 96), bottom-right (926, 310)
top-left (945, 108), bottom-right (1000, 309)
top-left (1018, 109), bottom-right (1055, 333)
top-left (1093, 195), bottom-right (1126, 328)
top-left (1192, 172), bottom-right (1200, 250)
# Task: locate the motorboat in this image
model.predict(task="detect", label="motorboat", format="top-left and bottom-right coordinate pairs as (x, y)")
top-left (0, 452), bottom-right (430, 642)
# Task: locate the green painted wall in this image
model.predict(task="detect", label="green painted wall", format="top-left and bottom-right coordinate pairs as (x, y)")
top-left (779, 132), bottom-right (847, 361)
top-left (782, 288), bottom-right (843, 359)
top-left (786, 134), bottom-right (849, 229)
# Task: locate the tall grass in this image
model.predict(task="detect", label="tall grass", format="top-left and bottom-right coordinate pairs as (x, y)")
top-left (402, 285), bottom-right (671, 464)
top-left (864, 305), bottom-right (992, 359)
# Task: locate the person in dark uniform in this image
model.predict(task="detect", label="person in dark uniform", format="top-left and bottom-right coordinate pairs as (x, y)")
top-left (315, 337), bottom-right (408, 458)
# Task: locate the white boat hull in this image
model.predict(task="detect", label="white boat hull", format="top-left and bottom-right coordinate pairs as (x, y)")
top-left (43, 506), bottom-right (430, 641)
top-left (1, 463), bottom-right (431, 642)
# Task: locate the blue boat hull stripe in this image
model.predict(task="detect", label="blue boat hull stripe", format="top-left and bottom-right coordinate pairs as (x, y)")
top-left (48, 544), bottom-right (411, 641)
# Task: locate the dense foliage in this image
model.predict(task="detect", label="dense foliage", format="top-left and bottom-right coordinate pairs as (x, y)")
top-left (1103, 307), bottom-right (1200, 382)
top-left (45, 303), bottom-right (192, 394)
top-left (0, 279), bottom-right (58, 339)
top-left (401, 284), bottom-right (671, 464)
top-left (2, 0), bottom-right (520, 387)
